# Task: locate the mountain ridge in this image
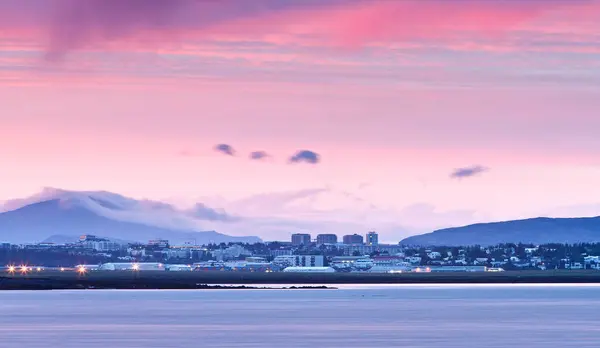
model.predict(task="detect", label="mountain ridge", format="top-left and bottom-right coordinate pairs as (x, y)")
top-left (0, 198), bottom-right (261, 245)
top-left (400, 216), bottom-right (600, 246)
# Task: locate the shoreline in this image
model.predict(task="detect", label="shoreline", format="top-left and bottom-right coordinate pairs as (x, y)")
top-left (2, 269), bottom-right (600, 290)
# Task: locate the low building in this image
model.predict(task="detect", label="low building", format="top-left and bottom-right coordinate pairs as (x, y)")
top-left (211, 244), bottom-right (252, 261)
top-left (148, 239), bottom-right (170, 248)
top-left (283, 266), bottom-right (335, 273)
top-left (166, 264), bottom-right (193, 272)
top-left (273, 255), bottom-right (324, 267)
top-left (342, 244), bottom-right (403, 256)
top-left (99, 262), bottom-right (165, 271)
top-left (81, 237), bottom-right (121, 252)
top-left (269, 249), bottom-right (293, 257)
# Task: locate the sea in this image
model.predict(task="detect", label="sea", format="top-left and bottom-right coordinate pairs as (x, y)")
top-left (0, 284), bottom-right (599, 347)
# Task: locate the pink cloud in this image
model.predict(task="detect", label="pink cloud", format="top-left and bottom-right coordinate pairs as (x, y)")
top-left (0, 0), bottom-right (594, 59)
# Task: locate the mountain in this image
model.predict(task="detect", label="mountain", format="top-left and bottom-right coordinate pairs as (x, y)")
top-left (400, 216), bottom-right (600, 246)
top-left (0, 189), bottom-right (261, 245)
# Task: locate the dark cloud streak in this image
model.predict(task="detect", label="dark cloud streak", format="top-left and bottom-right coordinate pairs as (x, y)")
top-left (450, 165), bottom-right (488, 179)
top-left (214, 143), bottom-right (235, 156)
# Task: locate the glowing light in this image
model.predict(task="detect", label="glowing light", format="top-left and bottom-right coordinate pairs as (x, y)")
top-left (132, 263), bottom-right (140, 271)
top-left (60, 267), bottom-right (65, 272)
top-left (7, 265), bottom-right (15, 274)
top-left (77, 266), bottom-right (87, 274)
top-left (36, 267), bottom-right (42, 272)
top-left (20, 265), bottom-right (29, 273)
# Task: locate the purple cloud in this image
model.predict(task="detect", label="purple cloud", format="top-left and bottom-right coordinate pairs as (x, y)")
top-left (450, 165), bottom-right (488, 179)
top-left (289, 150), bottom-right (320, 164)
top-left (249, 151), bottom-right (270, 161)
top-left (214, 143), bottom-right (235, 156)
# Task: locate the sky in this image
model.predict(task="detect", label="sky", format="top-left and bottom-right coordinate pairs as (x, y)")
top-left (1, 0), bottom-right (600, 241)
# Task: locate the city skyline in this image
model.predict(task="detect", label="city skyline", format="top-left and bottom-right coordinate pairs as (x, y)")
top-left (2, 0), bottom-right (600, 241)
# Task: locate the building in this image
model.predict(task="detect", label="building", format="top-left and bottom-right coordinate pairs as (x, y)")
top-left (283, 266), bottom-right (335, 273)
top-left (99, 262), bottom-right (165, 271)
top-left (316, 234), bottom-right (338, 245)
top-left (211, 244), bottom-right (252, 261)
top-left (273, 255), bottom-right (324, 267)
top-left (343, 234), bottom-right (364, 245)
top-left (165, 264), bottom-right (193, 272)
top-left (291, 233), bottom-right (311, 246)
top-left (269, 249), bottom-right (293, 257)
top-left (148, 239), bottom-right (170, 248)
top-left (341, 244), bottom-right (403, 256)
top-left (330, 256), bottom-right (365, 270)
top-left (79, 235), bottom-right (121, 252)
top-left (366, 231), bottom-right (379, 246)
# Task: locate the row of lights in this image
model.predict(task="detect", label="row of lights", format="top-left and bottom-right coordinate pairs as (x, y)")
top-left (6, 265), bottom-right (43, 274)
top-left (7, 263), bottom-right (142, 274)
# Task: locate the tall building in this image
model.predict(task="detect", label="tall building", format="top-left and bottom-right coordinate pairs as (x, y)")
top-left (343, 234), bottom-right (364, 245)
top-left (291, 233), bottom-right (311, 246)
top-left (366, 231), bottom-right (379, 246)
top-left (316, 234), bottom-right (338, 244)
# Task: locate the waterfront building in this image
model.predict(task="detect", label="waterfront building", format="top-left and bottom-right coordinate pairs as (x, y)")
top-left (316, 234), bottom-right (338, 245)
top-left (282, 266), bottom-right (335, 273)
top-left (366, 231), bottom-right (378, 246)
top-left (99, 262), bottom-right (165, 271)
top-left (165, 264), bottom-right (193, 272)
top-left (193, 261), bottom-right (226, 271)
top-left (273, 255), bottom-right (324, 267)
top-left (291, 233), bottom-right (311, 246)
top-left (343, 234), bottom-right (364, 245)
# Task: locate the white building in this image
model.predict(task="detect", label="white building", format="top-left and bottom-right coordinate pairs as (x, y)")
top-left (99, 262), bottom-right (165, 271)
top-left (80, 235), bottom-right (121, 252)
top-left (166, 264), bottom-right (193, 272)
top-left (273, 255), bottom-right (324, 267)
top-left (354, 258), bottom-right (374, 270)
top-left (283, 266), bottom-right (335, 273)
top-left (211, 244), bottom-right (252, 261)
top-left (428, 252), bottom-right (442, 259)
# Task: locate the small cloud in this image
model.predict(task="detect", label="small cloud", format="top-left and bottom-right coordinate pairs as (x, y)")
top-left (450, 165), bottom-right (488, 179)
top-left (214, 144), bottom-right (235, 156)
top-left (289, 150), bottom-right (320, 164)
top-left (249, 151), bottom-right (270, 161)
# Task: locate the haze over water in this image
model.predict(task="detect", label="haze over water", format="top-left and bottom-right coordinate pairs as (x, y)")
top-left (1, 285), bottom-right (598, 347)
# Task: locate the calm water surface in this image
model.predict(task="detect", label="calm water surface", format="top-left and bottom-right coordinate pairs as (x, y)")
top-left (1, 284), bottom-right (599, 347)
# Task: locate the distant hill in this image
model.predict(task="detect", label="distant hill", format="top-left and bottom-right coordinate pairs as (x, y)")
top-left (400, 216), bottom-right (600, 246)
top-left (0, 199), bottom-right (261, 245)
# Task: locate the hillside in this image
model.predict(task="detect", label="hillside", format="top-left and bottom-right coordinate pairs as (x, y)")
top-left (0, 199), bottom-right (261, 245)
top-left (400, 216), bottom-right (600, 246)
